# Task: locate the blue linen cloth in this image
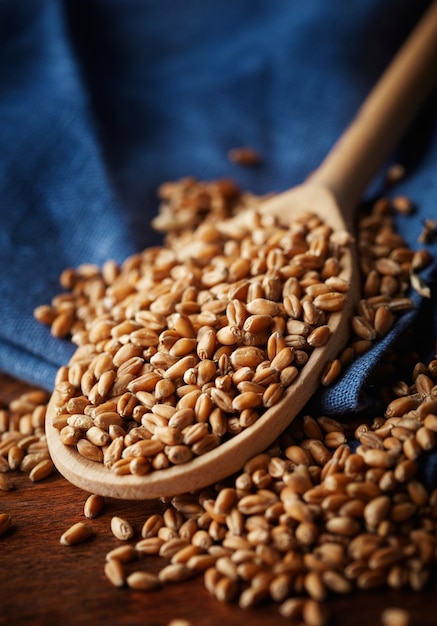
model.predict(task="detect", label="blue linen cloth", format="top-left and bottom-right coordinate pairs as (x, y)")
top-left (1, 0), bottom-right (436, 427)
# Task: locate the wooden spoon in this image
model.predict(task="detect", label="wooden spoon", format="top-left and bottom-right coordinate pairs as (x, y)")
top-left (46, 2), bottom-right (437, 499)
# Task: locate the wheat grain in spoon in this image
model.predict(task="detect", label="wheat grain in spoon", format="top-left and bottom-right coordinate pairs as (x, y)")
top-left (46, 1), bottom-right (437, 499)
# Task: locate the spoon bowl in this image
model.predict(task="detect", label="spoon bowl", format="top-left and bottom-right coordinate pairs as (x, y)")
top-left (46, 184), bottom-right (356, 499)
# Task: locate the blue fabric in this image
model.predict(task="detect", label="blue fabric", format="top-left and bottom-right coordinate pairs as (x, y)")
top-left (1, 0), bottom-right (436, 427)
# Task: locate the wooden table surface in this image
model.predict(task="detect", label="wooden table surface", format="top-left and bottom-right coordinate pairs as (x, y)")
top-left (1, 373), bottom-right (437, 626)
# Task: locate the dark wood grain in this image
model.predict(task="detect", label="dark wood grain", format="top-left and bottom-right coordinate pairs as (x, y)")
top-left (1, 374), bottom-right (437, 626)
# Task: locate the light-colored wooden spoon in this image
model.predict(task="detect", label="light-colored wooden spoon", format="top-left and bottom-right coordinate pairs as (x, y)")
top-left (46, 2), bottom-right (437, 499)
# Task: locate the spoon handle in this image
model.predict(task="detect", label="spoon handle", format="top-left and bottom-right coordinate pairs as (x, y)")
top-left (311, 1), bottom-right (437, 224)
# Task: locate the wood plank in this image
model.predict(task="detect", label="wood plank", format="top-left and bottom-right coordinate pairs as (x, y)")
top-left (1, 373), bottom-right (437, 626)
